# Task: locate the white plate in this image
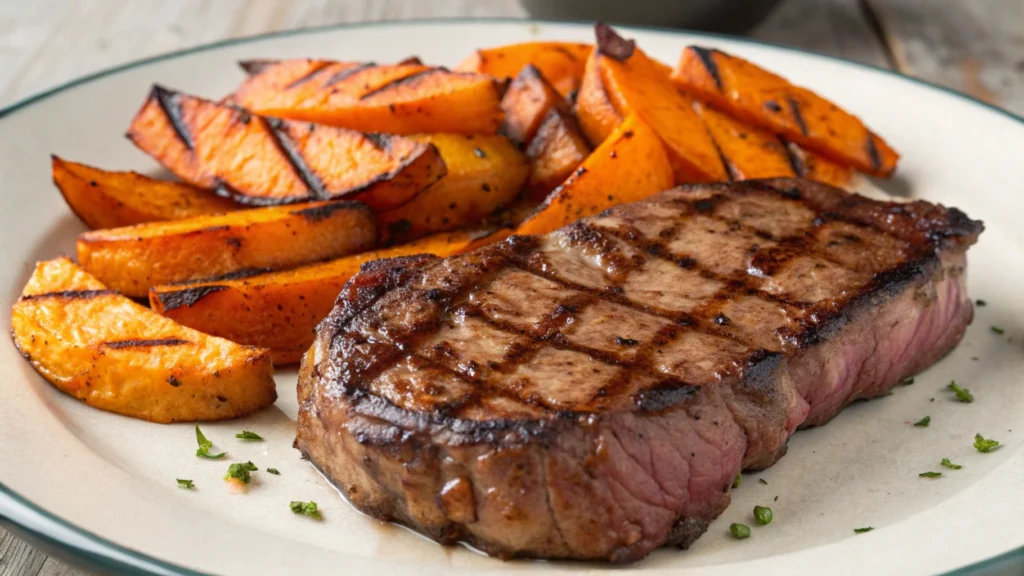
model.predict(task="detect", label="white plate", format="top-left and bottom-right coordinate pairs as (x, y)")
top-left (1, 19), bottom-right (1023, 576)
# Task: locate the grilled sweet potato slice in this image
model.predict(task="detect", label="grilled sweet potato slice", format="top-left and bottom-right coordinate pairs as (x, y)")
top-left (77, 200), bottom-right (376, 297)
top-left (377, 133), bottom-right (529, 245)
top-left (11, 257), bottom-right (276, 423)
top-left (696, 103), bottom-right (796, 180)
top-left (456, 42), bottom-right (591, 97)
top-left (526, 109), bottom-right (592, 199)
top-left (593, 24), bottom-right (728, 184)
top-left (499, 65), bottom-right (592, 199)
top-left (575, 47), bottom-right (623, 146)
top-left (151, 230), bottom-right (485, 364)
top-left (231, 59), bottom-right (504, 135)
top-left (52, 157), bottom-right (239, 229)
top-left (518, 114), bottom-right (674, 236)
top-left (672, 46), bottom-right (899, 177)
top-left (127, 87), bottom-right (446, 209)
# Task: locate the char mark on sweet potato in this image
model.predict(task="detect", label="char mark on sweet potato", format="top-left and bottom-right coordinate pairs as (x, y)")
top-left (296, 177), bottom-right (981, 562)
top-left (102, 338), bottom-right (190, 349)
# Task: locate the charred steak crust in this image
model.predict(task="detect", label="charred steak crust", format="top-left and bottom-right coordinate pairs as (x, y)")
top-left (296, 178), bottom-right (982, 562)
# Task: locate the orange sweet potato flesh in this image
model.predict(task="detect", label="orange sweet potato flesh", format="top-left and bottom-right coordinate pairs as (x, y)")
top-left (77, 200), bottom-right (377, 297)
top-left (127, 86), bottom-right (446, 210)
top-left (517, 114), bottom-right (674, 236)
top-left (377, 133), bottom-right (529, 245)
top-left (52, 156), bottom-right (239, 229)
top-left (785, 141), bottom-right (854, 189)
top-left (594, 24), bottom-right (728, 184)
top-left (695, 103), bottom-right (796, 180)
top-left (150, 230), bottom-right (488, 364)
top-left (230, 59), bottom-right (504, 135)
top-left (455, 42), bottom-right (592, 97)
top-left (575, 48), bottom-right (623, 146)
top-left (672, 46), bottom-right (899, 177)
top-left (11, 257), bottom-right (276, 423)
top-left (526, 109), bottom-right (592, 199)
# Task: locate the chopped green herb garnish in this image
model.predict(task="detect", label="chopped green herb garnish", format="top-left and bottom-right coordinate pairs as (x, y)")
top-left (195, 424), bottom-right (226, 459)
top-left (854, 527), bottom-right (873, 534)
top-left (729, 523), bottom-right (751, 539)
top-left (236, 430), bottom-right (263, 441)
top-left (290, 500), bottom-right (321, 519)
top-left (225, 462), bottom-right (255, 484)
top-left (991, 326), bottom-right (1005, 335)
top-left (913, 416), bottom-right (931, 427)
top-left (753, 505), bottom-right (773, 525)
top-left (974, 434), bottom-right (1001, 453)
top-left (176, 479), bottom-right (195, 489)
top-left (267, 468), bottom-right (280, 475)
top-left (758, 478), bottom-right (768, 485)
top-left (900, 377), bottom-right (915, 386)
top-left (940, 458), bottom-right (962, 470)
top-left (975, 299), bottom-right (987, 307)
top-left (732, 473), bottom-right (742, 489)
top-left (919, 471), bottom-right (943, 479)
top-left (947, 381), bottom-right (973, 403)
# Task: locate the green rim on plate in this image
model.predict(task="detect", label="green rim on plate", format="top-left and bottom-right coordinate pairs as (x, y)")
top-left (0, 17), bottom-right (1021, 576)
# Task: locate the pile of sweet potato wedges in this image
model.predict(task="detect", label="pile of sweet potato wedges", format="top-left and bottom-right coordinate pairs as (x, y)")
top-left (12, 23), bottom-right (898, 423)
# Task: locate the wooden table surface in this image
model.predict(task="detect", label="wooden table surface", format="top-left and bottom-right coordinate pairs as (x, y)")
top-left (0, 0), bottom-right (1021, 574)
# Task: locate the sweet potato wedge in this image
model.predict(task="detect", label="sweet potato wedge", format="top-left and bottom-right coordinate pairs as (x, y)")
top-left (127, 87), bottom-right (446, 209)
top-left (77, 200), bottom-right (376, 297)
top-left (525, 109), bottom-right (592, 199)
top-left (785, 141), bottom-right (854, 189)
top-left (500, 65), bottom-right (570, 146)
top-left (52, 156), bottom-right (239, 229)
top-left (594, 24), bottom-right (728, 184)
top-left (695, 103), bottom-right (795, 180)
top-left (517, 114), bottom-right (674, 236)
top-left (455, 42), bottom-right (592, 97)
top-left (575, 47), bottom-right (623, 146)
top-left (151, 230), bottom-right (486, 364)
top-left (377, 133), bottom-right (529, 245)
top-left (672, 46), bottom-right (899, 177)
top-left (11, 257), bottom-right (276, 423)
top-left (230, 59), bottom-right (504, 135)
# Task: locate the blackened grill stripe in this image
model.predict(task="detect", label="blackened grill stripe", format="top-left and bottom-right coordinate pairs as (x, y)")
top-left (690, 47), bottom-right (724, 91)
top-left (291, 200), bottom-right (365, 222)
top-left (359, 69), bottom-right (439, 100)
top-left (283, 61), bottom-right (333, 90)
top-left (103, 338), bottom-right (190, 349)
top-left (156, 285), bottom-right (228, 311)
top-left (865, 133), bottom-right (882, 173)
top-left (324, 62), bottom-right (378, 87)
top-left (781, 139), bottom-right (807, 176)
top-left (20, 289), bottom-right (115, 301)
top-left (263, 118), bottom-right (329, 200)
top-left (786, 96), bottom-right (809, 137)
top-left (152, 86), bottom-right (194, 150)
top-left (238, 59), bottom-right (277, 75)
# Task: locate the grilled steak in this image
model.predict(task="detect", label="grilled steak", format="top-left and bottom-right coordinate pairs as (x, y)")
top-left (296, 178), bottom-right (982, 562)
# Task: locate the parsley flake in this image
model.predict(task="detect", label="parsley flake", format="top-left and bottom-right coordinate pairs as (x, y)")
top-left (195, 424), bottom-right (226, 459)
top-left (236, 430), bottom-right (263, 441)
top-left (290, 500), bottom-right (321, 519)
top-left (176, 479), bottom-right (195, 489)
top-left (729, 523), bottom-right (751, 539)
top-left (267, 468), bottom-right (280, 475)
top-left (225, 462), bottom-right (256, 484)
top-left (900, 377), bottom-right (915, 386)
top-left (758, 478), bottom-right (768, 485)
top-left (854, 527), bottom-right (873, 534)
top-left (732, 473), bottom-right (742, 489)
top-left (991, 326), bottom-right (1005, 335)
top-left (913, 416), bottom-right (931, 427)
top-left (947, 381), bottom-right (973, 403)
top-left (919, 471), bottom-right (943, 479)
top-left (753, 505), bottom-right (773, 525)
top-left (974, 434), bottom-right (1001, 453)
top-left (940, 458), bottom-right (962, 470)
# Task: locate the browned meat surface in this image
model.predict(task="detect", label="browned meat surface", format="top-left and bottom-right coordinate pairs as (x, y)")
top-left (295, 178), bottom-right (982, 563)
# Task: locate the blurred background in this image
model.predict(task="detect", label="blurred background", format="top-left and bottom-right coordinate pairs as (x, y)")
top-left (0, 1), bottom-right (1021, 575)
top-left (1, 0), bottom-right (1021, 116)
